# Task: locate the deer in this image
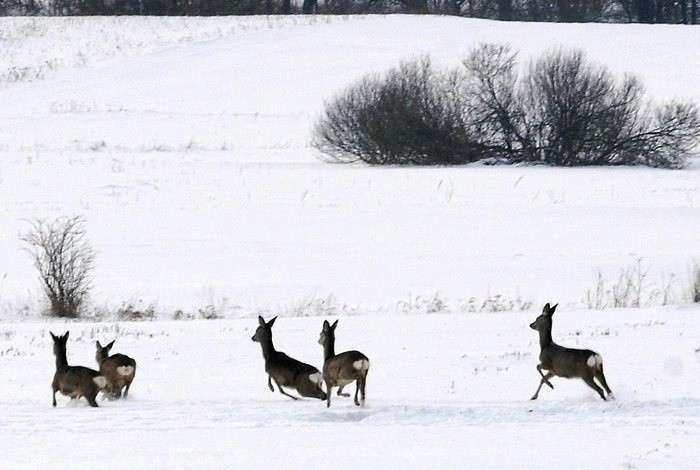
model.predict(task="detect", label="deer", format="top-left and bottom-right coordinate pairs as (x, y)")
top-left (318, 319), bottom-right (369, 408)
top-left (95, 340), bottom-right (136, 400)
top-left (251, 316), bottom-right (327, 401)
top-left (530, 303), bottom-right (613, 401)
top-left (51, 331), bottom-right (108, 408)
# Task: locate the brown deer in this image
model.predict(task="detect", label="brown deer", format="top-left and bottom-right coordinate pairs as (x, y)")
top-left (51, 331), bottom-right (107, 407)
top-left (251, 316), bottom-right (327, 401)
top-left (530, 303), bottom-right (613, 401)
top-left (318, 319), bottom-right (369, 408)
top-left (95, 340), bottom-right (136, 400)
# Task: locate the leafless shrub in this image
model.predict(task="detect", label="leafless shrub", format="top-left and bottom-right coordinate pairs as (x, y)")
top-left (459, 294), bottom-right (533, 313)
top-left (484, 47), bottom-right (699, 167)
top-left (198, 304), bottom-right (224, 320)
top-left (585, 259), bottom-right (680, 309)
top-left (116, 301), bottom-right (157, 321)
top-left (20, 216), bottom-right (95, 318)
top-left (690, 261), bottom-right (700, 303)
top-left (396, 292), bottom-right (448, 314)
top-left (312, 57), bottom-right (476, 165)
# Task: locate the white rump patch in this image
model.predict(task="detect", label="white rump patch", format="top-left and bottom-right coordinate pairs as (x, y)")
top-left (353, 359), bottom-right (370, 371)
top-left (117, 365), bottom-right (134, 376)
top-left (93, 376), bottom-right (108, 389)
top-left (309, 372), bottom-right (323, 385)
top-left (587, 354), bottom-right (602, 368)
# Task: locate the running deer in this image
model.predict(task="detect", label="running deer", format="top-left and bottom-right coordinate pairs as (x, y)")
top-left (251, 316), bottom-right (327, 401)
top-left (318, 319), bottom-right (369, 408)
top-left (530, 303), bottom-right (613, 401)
top-left (96, 340), bottom-right (136, 400)
top-left (51, 331), bottom-right (107, 408)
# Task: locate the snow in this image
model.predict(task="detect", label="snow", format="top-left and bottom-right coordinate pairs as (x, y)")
top-left (2, 309), bottom-right (700, 467)
top-left (0, 14), bottom-right (699, 468)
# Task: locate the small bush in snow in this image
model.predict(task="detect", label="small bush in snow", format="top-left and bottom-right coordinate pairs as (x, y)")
top-left (21, 216), bottom-right (95, 318)
top-left (690, 262), bottom-right (700, 303)
top-left (116, 301), bottom-right (157, 321)
top-left (584, 258), bottom-right (680, 309)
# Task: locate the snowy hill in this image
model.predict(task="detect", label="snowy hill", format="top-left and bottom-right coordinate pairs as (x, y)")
top-left (0, 15), bottom-right (699, 468)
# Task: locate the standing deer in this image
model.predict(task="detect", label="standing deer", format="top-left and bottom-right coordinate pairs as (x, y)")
top-left (51, 331), bottom-right (107, 407)
top-left (95, 340), bottom-right (136, 400)
top-left (530, 303), bottom-right (613, 401)
top-left (318, 319), bottom-right (369, 408)
top-left (251, 316), bottom-right (327, 401)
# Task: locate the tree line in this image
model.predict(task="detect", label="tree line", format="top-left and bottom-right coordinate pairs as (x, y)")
top-left (1, 0), bottom-right (697, 24)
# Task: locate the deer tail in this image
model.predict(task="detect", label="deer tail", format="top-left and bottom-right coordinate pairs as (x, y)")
top-left (353, 359), bottom-right (370, 372)
top-left (93, 376), bottom-right (108, 389)
top-left (309, 372), bottom-right (323, 386)
top-left (586, 354), bottom-right (603, 369)
top-left (117, 365), bottom-right (135, 376)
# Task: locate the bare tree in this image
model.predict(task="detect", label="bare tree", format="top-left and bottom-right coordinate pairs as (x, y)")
top-left (21, 216), bottom-right (95, 318)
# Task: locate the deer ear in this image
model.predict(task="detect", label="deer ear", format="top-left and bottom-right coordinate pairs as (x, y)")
top-left (550, 304), bottom-right (558, 315)
top-left (64, 331), bottom-right (70, 340)
top-left (258, 316), bottom-right (266, 326)
top-left (331, 319), bottom-right (339, 330)
top-left (96, 341), bottom-right (101, 348)
top-left (542, 303), bottom-right (551, 315)
top-left (107, 340), bottom-right (115, 349)
top-left (50, 332), bottom-right (57, 341)
top-left (323, 319), bottom-right (330, 329)
top-left (268, 316), bottom-right (278, 327)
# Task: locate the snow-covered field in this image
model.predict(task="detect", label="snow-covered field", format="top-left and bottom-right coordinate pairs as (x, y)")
top-left (0, 15), bottom-right (699, 468)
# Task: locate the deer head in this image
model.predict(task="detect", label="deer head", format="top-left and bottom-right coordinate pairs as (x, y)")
top-left (318, 319), bottom-right (338, 346)
top-left (95, 340), bottom-right (115, 363)
top-left (251, 315), bottom-right (277, 343)
top-left (530, 302), bottom-right (557, 331)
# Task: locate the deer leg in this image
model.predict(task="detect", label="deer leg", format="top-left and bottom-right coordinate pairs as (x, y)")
top-left (594, 365), bottom-right (613, 398)
top-left (52, 390), bottom-right (57, 407)
top-left (267, 375), bottom-right (274, 392)
top-left (86, 390), bottom-right (99, 408)
top-left (355, 377), bottom-right (365, 406)
top-left (123, 381), bottom-right (131, 399)
top-left (273, 379), bottom-right (298, 400)
top-left (360, 373), bottom-right (367, 406)
top-left (531, 372), bottom-right (555, 400)
top-left (536, 364), bottom-right (554, 389)
top-left (325, 379), bottom-right (332, 408)
top-left (582, 374), bottom-right (606, 401)
top-left (337, 385), bottom-right (350, 397)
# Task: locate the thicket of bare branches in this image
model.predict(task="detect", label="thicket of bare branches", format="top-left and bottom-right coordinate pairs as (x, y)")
top-left (20, 216), bottom-right (95, 318)
top-left (466, 46), bottom-right (700, 168)
top-left (313, 58), bottom-right (477, 165)
top-left (314, 45), bottom-right (700, 168)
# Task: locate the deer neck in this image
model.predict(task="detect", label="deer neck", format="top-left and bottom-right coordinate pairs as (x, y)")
top-left (259, 335), bottom-right (277, 362)
top-left (96, 350), bottom-right (108, 363)
top-left (55, 346), bottom-right (68, 369)
top-left (322, 335), bottom-right (336, 361)
top-left (538, 326), bottom-right (554, 350)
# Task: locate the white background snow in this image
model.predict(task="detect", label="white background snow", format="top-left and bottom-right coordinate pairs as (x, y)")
top-left (0, 15), bottom-right (699, 468)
